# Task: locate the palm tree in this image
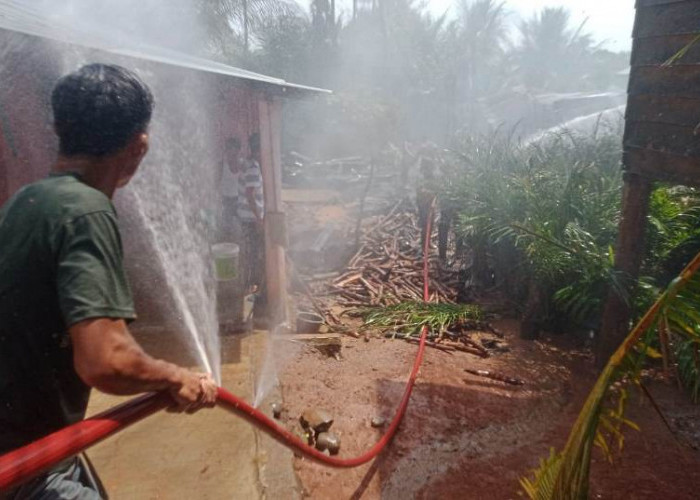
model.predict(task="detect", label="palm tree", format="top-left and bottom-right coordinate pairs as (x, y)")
top-left (448, 0), bottom-right (509, 132)
top-left (311, 0), bottom-right (339, 49)
top-left (445, 123), bottom-right (628, 341)
top-left (197, 0), bottom-right (300, 57)
top-left (514, 7), bottom-right (599, 92)
top-left (253, 10), bottom-right (313, 82)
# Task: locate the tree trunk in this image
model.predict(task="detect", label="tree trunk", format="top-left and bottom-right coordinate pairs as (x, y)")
top-left (520, 279), bottom-right (544, 339)
top-left (471, 236), bottom-right (491, 289)
top-left (437, 209), bottom-right (452, 262)
top-left (597, 172), bottom-right (653, 365)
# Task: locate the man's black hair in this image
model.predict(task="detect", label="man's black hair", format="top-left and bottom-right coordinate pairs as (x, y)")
top-left (51, 63), bottom-right (154, 157)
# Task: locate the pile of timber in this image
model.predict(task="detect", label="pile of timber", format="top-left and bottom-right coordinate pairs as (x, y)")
top-left (383, 323), bottom-right (506, 358)
top-left (327, 210), bottom-right (461, 307)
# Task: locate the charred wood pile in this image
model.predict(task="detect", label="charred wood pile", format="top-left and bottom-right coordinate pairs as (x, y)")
top-left (288, 201), bottom-right (514, 363)
top-left (326, 209), bottom-right (461, 308)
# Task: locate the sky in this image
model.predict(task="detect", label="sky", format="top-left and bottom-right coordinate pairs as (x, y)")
top-left (327, 0), bottom-right (636, 52)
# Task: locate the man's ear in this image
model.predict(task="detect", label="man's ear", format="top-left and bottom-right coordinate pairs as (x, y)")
top-left (116, 133), bottom-right (149, 188)
top-left (131, 132), bottom-right (149, 162)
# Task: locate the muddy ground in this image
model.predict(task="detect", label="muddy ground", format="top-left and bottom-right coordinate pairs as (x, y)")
top-left (276, 320), bottom-right (700, 499)
top-left (277, 185), bottom-right (700, 499)
top-left (87, 183), bottom-right (700, 499)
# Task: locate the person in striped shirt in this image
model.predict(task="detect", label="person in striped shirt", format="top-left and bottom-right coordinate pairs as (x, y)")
top-left (218, 137), bottom-right (243, 241)
top-left (237, 133), bottom-right (265, 298)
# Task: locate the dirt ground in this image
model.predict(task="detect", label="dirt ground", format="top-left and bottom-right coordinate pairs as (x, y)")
top-left (83, 185), bottom-right (700, 499)
top-left (276, 319), bottom-right (700, 499)
top-left (83, 320), bottom-right (700, 499)
top-left (276, 185), bottom-right (700, 499)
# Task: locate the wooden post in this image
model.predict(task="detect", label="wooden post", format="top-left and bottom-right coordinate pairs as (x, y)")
top-left (597, 172), bottom-right (653, 365)
top-left (258, 95), bottom-right (287, 325)
top-left (0, 138), bottom-right (8, 206)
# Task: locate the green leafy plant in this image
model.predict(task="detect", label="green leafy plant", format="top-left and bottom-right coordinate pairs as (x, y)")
top-left (445, 127), bottom-right (625, 333)
top-left (676, 338), bottom-right (700, 402)
top-left (359, 301), bottom-right (483, 336)
top-left (520, 251), bottom-right (700, 499)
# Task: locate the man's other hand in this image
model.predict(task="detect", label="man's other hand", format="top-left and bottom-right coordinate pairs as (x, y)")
top-left (169, 370), bottom-right (218, 413)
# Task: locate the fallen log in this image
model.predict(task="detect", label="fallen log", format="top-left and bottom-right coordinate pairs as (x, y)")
top-left (456, 336), bottom-right (490, 357)
top-left (464, 368), bottom-right (525, 386)
top-left (448, 344), bottom-right (489, 358)
top-left (334, 272), bottom-right (363, 287)
top-left (402, 336), bottom-right (455, 354)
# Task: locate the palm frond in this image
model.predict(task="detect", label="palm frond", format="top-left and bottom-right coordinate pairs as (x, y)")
top-left (522, 251), bottom-right (700, 499)
top-left (360, 301), bottom-right (482, 335)
top-left (519, 448), bottom-right (563, 500)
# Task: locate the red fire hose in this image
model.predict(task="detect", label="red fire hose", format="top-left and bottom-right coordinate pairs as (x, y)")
top-left (0, 206), bottom-right (434, 491)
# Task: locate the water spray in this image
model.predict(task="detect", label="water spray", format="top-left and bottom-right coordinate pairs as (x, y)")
top-left (252, 322), bottom-right (294, 408)
top-left (0, 207), bottom-right (434, 491)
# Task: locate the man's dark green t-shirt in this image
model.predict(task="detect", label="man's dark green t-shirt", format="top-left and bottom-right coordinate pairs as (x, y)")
top-left (0, 173), bottom-right (136, 454)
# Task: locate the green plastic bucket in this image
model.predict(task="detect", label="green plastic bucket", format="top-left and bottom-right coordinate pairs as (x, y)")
top-left (212, 243), bottom-right (239, 281)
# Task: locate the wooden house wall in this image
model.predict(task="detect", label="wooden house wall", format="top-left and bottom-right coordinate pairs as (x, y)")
top-left (624, 0), bottom-right (700, 186)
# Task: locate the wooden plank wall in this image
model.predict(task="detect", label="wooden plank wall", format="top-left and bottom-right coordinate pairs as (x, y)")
top-left (624, 0), bottom-right (700, 186)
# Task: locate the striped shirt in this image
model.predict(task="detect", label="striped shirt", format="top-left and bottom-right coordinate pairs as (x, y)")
top-left (237, 159), bottom-right (264, 221)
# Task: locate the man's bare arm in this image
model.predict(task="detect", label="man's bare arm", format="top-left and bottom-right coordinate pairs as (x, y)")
top-left (69, 318), bottom-right (216, 410)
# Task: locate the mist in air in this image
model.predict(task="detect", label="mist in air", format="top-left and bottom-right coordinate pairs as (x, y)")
top-left (2, 0), bottom-right (635, 387)
top-left (16, 0), bottom-right (634, 154)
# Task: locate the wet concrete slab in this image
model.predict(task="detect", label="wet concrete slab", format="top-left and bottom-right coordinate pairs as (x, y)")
top-left (85, 331), bottom-right (299, 499)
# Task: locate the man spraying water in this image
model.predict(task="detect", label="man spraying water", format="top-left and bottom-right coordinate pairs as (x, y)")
top-left (0, 64), bottom-right (217, 499)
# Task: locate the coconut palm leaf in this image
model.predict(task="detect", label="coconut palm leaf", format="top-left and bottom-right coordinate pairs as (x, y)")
top-left (521, 250), bottom-right (700, 499)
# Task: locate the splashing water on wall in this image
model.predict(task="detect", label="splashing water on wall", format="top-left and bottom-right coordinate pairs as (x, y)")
top-left (0, 0), bottom-right (225, 381)
top-left (116, 63), bottom-right (223, 383)
top-left (126, 185), bottom-right (221, 383)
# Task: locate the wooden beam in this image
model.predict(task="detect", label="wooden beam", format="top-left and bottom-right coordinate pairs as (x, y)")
top-left (636, 0), bottom-right (697, 8)
top-left (624, 121), bottom-right (700, 157)
top-left (629, 65), bottom-right (700, 99)
top-left (0, 120), bottom-right (8, 206)
top-left (631, 34), bottom-right (700, 66)
top-left (633, 2), bottom-right (700, 39)
top-left (597, 173), bottom-right (654, 364)
top-left (258, 95), bottom-right (287, 325)
top-left (626, 94), bottom-right (700, 128)
top-left (623, 147), bottom-right (700, 187)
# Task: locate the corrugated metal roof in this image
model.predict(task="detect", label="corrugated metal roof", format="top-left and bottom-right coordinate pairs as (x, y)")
top-left (0, 0), bottom-right (330, 95)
